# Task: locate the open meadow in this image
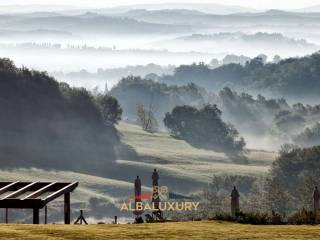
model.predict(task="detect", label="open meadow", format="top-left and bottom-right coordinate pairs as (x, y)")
top-left (116, 122), bottom-right (276, 180)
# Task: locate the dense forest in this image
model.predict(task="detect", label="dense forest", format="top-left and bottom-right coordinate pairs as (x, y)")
top-left (0, 58), bottom-right (126, 176)
top-left (161, 52), bottom-right (320, 101)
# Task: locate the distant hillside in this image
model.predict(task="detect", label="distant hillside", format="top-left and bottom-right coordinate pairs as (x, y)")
top-left (178, 32), bottom-right (315, 47)
top-left (98, 3), bottom-right (256, 15)
top-left (0, 13), bottom-right (191, 35)
top-left (116, 9), bottom-right (320, 26)
top-left (161, 52), bottom-right (320, 100)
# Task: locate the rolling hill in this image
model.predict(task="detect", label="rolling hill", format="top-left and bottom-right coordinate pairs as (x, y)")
top-left (0, 13), bottom-right (191, 35)
top-left (0, 121), bottom-right (276, 223)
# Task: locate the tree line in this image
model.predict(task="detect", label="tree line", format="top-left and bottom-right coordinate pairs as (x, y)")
top-left (161, 52), bottom-right (320, 100)
top-left (0, 58), bottom-right (123, 176)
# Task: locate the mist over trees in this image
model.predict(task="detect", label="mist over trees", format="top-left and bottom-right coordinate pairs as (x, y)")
top-left (109, 76), bottom-right (206, 126)
top-left (0, 58), bottom-right (127, 176)
top-left (271, 104), bottom-right (320, 146)
top-left (217, 87), bottom-right (289, 136)
top-left (107, 74), bottom-right (320, 149)
top-left (294, 123), bottom-right (320, 147)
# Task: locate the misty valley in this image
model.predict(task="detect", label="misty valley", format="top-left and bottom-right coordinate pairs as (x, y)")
top-left (1, 2), bottom-right (320, 228)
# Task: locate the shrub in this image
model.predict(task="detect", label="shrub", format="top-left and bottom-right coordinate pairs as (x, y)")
top-left (288, 209), bottom-right (316, 225)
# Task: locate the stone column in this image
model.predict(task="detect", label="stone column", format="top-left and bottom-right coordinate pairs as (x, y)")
top-left (152, 169), bottom-right (160, 210)
top-left (231, 186), bottom-right (240, 217)
top-left (314, 186), bottom-right (320, 214)
top-left (134, 176), bottom-right (142, 215)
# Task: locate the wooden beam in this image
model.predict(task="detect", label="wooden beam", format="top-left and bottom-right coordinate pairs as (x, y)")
top-left (0, 182), bottom-right (19, 195)
top-left (33, 208), bottom-right (39, 224)
top-left (0, 199), bottom-right (44, 208)
top-left (22, 182), bottom-right (57, 200)
top-left (44, 182), bottom-right (78, 204)
top-left (44, 205), bottom-right (47, 224)
top-left (64, 193), bottom-right (70, 224)
top-left (5, 208), bottom-right (8, 224)
top-left (1, 182), bottom-right (39, 200)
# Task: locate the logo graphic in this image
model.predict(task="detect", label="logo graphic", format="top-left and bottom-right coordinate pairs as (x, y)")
top-left (120, 185), bottom-right (200, 212)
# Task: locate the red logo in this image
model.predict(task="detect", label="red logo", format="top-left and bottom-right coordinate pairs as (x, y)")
top-left (128, 192), bottom-right (153, 200)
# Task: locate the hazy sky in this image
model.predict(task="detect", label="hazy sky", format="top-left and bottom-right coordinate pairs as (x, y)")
top-left (1, 0), bottom-right (320, 10)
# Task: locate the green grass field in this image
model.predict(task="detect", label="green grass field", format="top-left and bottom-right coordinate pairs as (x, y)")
top-left (1, 221), bottom-right (320, 240)
top-left (116, 122), bottom-right (276, 180)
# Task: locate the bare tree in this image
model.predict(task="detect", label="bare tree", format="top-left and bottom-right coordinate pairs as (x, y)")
top-left (136, 103), bottom-right (158, 132)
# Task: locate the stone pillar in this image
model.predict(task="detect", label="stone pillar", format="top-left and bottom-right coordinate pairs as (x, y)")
top-left (152, 169), bottom-right (160, 210)
top-left (134, 176), bottom-right (142, 215)
top-left (231, 186), bottom-right (240, 217)
top-left (314, 186), bottom-right (320, 214)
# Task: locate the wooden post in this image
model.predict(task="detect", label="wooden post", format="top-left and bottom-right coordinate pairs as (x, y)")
top-left (5, 208), bottom-right (8, 224)
top-left (45, 205), bottom-right (47, 224)
top-left (33, 208), bottom-right (39, 224)
top-left (64, 192), bottom-right (70, 224)
top-left (114, 216), bottom-right (117, 224)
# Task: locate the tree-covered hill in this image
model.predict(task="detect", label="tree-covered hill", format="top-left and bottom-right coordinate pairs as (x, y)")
top-left (0, 58), bottom-right (124, 175)
top-left (161, 52), bottom-right (320, 100)
top-left (109, 76), bottom-right (206, 124)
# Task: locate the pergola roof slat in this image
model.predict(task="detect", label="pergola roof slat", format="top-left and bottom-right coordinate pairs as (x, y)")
top-left (0, 181), bottom-right (19, 195)
top-left (0, 181), bottom-right (78, 211)
top-left (1, 182), bottom-right (39, 200)
top-left (44, 182), bottom-right (78, 204)
top-left (22, 182), bottom-right (57, 200)
top-left (0, 181), bottom-right (78, 224)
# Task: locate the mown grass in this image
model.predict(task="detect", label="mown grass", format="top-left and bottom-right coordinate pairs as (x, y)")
top-left (1, 221), bottom-right (320, 240)
top-left (116, 122), bottom-right (275, 178)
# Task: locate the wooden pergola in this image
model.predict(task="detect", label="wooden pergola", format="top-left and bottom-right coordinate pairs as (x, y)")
top-left (0, 181), bottom-right (78, 224)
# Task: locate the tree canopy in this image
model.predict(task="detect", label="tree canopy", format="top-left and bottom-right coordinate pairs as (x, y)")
top-left (164, 104), bottom-right (246, 155)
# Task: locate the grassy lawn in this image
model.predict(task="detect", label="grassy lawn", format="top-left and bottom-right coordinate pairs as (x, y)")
top-left (116, 122), bottom-right (275, 179)
top-left (1, 221), bottom-right (320, 240)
